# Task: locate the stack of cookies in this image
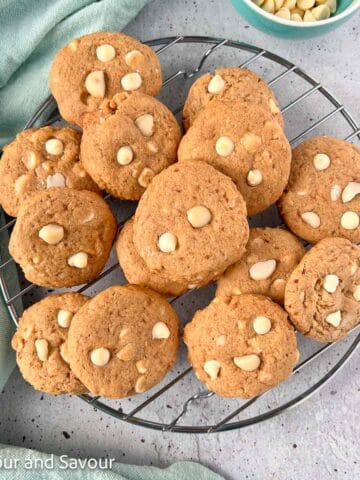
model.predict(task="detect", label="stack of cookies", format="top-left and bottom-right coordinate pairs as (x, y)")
top-left (2, 32), bottom-right (359, 402)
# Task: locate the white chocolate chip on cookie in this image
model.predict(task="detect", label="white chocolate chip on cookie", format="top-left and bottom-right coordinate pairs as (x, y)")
top-left (240, 132), bottom-right (262, 153)
top-left (138, 167), bottom-right (155, 187)
top-left (158, 232), bottom-right (177, 253)
top-left (14, 174), bottom-right (30, 194)
top-left (136, 360), bottom-right (148, 374)
top-left (46, 172), bottom-right (65, 188)
top-left (90, 347), bottom-right (110, 367)
top-left (117, 146), bottom-right (134, 166)
top-left (125, 49), bottom-right (143, 67)
top-left (121, 72), bottom-right (142, 91)
top-left (134, 375), bottom-right (147, 393)
top-left (215, 335), bottom-right (227, 346)
top-left (253, 316), bottom-right (272, 335)
top-left (116, 343), bottom-right (136, 361)
top-left (341, 211), bottom-right (359, 230)
top-left (330, 184), bottom-right (342, 201)
top-left (353, 285), bottom-right (360, 301)
top-left (187, 205), bottom-right (212, 228)
top-left (67, 252), bottom-right (88, 268)
top-left (57, 310), bottom-right (73, 328)
top-left (323, 274), bottom-right (339, 293)
top-left (215, 136), bottom-right (234, 157)
top-left (268, 98), bottom-right (280, 114)
top-left (23, 151), bottom-right (38, 170)
top-left (59, 343), bottom-right (70, 364)
top-left (325, 310), bottom-right (342, 328)
top-left (35, 339), bottom-right (49, 362)
top-left (301, 211), bottom-right (321, 228)
top-left (313, 153), bottom-right (330, 171)
top-left (342, 182), bottom-right (360, 203)
top-left (135, 114), bottom-right (154, 137)
top-left (96, 44), bottom-right (116, 62)
top-left (152, 321), bottom-right (170, 339)
top-left (207, 74), bottom-right (226, 94)
top-left (249, 259), bottom-right (276, 280)
top-left (247, 169), bottom-right (263, 186)
top-left (234, 354), bottom-right (261, 371)
top-left (38, 224), bottom-right (64, 245)
top-left (85, 71), bottom-right (106, 98)
top-left (45, 138), bottom-right (64, 156)
top-left (204, 360), bottom-right (221, 379)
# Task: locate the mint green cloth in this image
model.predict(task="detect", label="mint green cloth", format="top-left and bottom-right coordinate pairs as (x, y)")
top-left (0, 445), bottom-right (224, 479)
top-left (0, 0), bottom-right (150, 147)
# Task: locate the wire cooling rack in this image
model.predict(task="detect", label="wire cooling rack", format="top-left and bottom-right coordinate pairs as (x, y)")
top-left (1, 36), bottom-right (360, 433)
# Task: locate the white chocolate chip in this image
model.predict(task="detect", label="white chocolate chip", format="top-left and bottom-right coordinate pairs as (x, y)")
top-left (351, 263), bottom-right (358, 275)
top-left (312, 4), bottom-right (331, 19)
top-left (121, 72), bottom-right (142, 91)
top-left (297, 0), bottom-right (315, 8)
top-left (147, 141), bottom-right (158, 153)
top-left (283, 0), bottom-right (296, 7)
top-left (207, 74), bottom-right (226, 94)
top-left (301, 211), bottom-right (321, 229)
top-left (330, 184), bottom-right (342, 201)
top-left (274, 0), bottom-right (284, 7)
top-left (85, 71), bottom-right (106, 98)
top-left (45, 138), bottom-right (63, 156)
top-left (96, 44), bottom-right (116, 62)
top-left (38, 224), bottom-right (64, 245)
top-left (136, 360), bottom-right (148, 374)
top-left (340, 211), bottom-right (359, 230)
top-left (117, 146), bottom-right (134, 166)
top-left (342, 182), bottom-right (360, 203)
top-left (90, 347), bottom-right (110, 367)
top-left (253, 316), bottom-right (272, 335)
top-left (262, 0), bottom-right (275, 13)
top-left (325, 310), bottom-right (342, 328)
top-left (353, 285), bottom-right (360, 301)
top-left (313, 153), bottom-right (330, 171)
top-left (138, 167), bottom-right (155, 187)
top-left (249, 259), bottom-right (276, 281)
top-left (323, 274), bottom-right (340, 294)
top-left (14, 174), bottom-right (30, 194)
top-left (187, 205), bottom-right (212, 228)
top-left (303, 9), bottom-right (316, 21)
top-left (57, 310), bottom-right (73, 328)
top-left (35, 339), bottom-right (49, 362)
top-left (67, 252), bottom-right (88, 268)
top-left (158, 232), bottom-right (177, 253)
top-left (233, 354), bottom-right (261, 372)
top-left (316, 0), bottom-right (336, 13)
top-left (215, 335), bottom-right (226, 346)
top-left (59, 343), bottom-right (69, 364)
top-left (135, 114), bottom-right (154, 137)
top-left (116, 343), bottom-right (136, 361)
top-left (204, 360), bottom-right (221, 379)
top-left (291, 12), bottom-right (303, 20)
top-left (240, 132), bottom-right (262, 153)
top-left (125, 49), bottom-right (143, 67)
top-left (275, 7), bottom-right (291, 18)
top-left (152, 321), bottom-right (170, 339)
top-left (23, 151), bottom-right (38, 170)
top-left (46, 172), bottom-right (65, 188)
top-left (23, 325), bottom-right (33, 340)
top-left (268, 98), bottom-right (280, 114)
top-left (134, 375), bottom-right (147, 393)
top-left (68, 40), bottom-right (78, 51)
top-left (215, 136), bottom-right (234, 157)
top-left (246, 169), bottom-right (263, 186)
top-left (119, 327), bottom-right (129, 339)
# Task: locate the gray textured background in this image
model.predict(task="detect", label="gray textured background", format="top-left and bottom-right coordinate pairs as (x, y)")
top-left (1, 1), bottom-right (360, 479)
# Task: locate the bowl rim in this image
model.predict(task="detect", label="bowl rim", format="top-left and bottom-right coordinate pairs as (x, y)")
top-left (240, 0), bottom-right (360, 27)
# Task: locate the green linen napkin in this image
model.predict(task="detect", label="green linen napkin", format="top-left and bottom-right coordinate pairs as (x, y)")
top-left (0, 445), bottom-right (224, 479)
top-left (0, 0), bottom-right (151, 147)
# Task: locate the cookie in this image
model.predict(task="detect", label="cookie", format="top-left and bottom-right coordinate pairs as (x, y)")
top-left (50, 32), bottom-right (162, 127)
top-left (178, 101), bottom-right (291, 215)
top-left (116, 218), bottom-right (188, 297)
top-left (11, 293), bottom-right (88, 395)
top-left (133, 160), bottom-right (249, 286)
top-left (67, 285), bottom-right (180, 398)
top-left (216, 228), bottom-right (305, 304)
top-left (81, 92), bottom-right (181, 200)
top-left (184, 294), bottom-right (299, 398)
top-left (182, 67), bottom-right (283, 130)
top-left (278, 136), bottom-right (360, 244)
top-left (0, 127), bottom-right (99, 217)
top-left (285, 237), bottom-right (360, 342)
top-left (9, 188), bottom-right (117, 288)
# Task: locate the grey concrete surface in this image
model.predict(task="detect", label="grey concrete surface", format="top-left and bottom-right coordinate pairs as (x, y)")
top-left (1, 1), bottom-right (360, 479)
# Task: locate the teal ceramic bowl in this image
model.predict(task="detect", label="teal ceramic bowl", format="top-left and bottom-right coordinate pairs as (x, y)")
top-left (231, 0), bottom-right (360, 38)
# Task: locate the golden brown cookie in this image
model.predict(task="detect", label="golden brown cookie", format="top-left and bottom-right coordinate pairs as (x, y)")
top-left (216, 228), bottom-right (305, 304)
top-left (278, 136), bottom-right (360, 244)
top-left (11, 293), bottom-right (88, 395)
top-left (182, 67), bottom-right (283, 130)
top-left (133, 161), bottom-right (249, 287)
top-left (178, 101), bottom-right (291, 215)
top-left (50, 32), bottom-right (162, 127)
top-left (285, 237), bottom-right (360, 342)
top-left (9, 188), bottom-right (117, 288)
top-left (80, 92), bottom-right (181, 200)
top-left (184, 294), bottom-right (299, 399)
top-left (116, 218), bottom-right (188, 297)
top-left (0, 127), bottom-right (99, 217)
top-left (67, 285), bottom-right (180, 399)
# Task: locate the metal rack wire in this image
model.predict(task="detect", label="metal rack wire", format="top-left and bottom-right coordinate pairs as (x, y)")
top-left (1, 36), bottom-right (359, 433)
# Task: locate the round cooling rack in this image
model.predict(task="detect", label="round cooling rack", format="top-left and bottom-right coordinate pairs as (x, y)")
top-left (1, 36), bottom-right (360, 434)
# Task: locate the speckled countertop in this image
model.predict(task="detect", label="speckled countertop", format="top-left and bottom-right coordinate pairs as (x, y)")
top-left (1, 1), bottom-right (359, 479)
